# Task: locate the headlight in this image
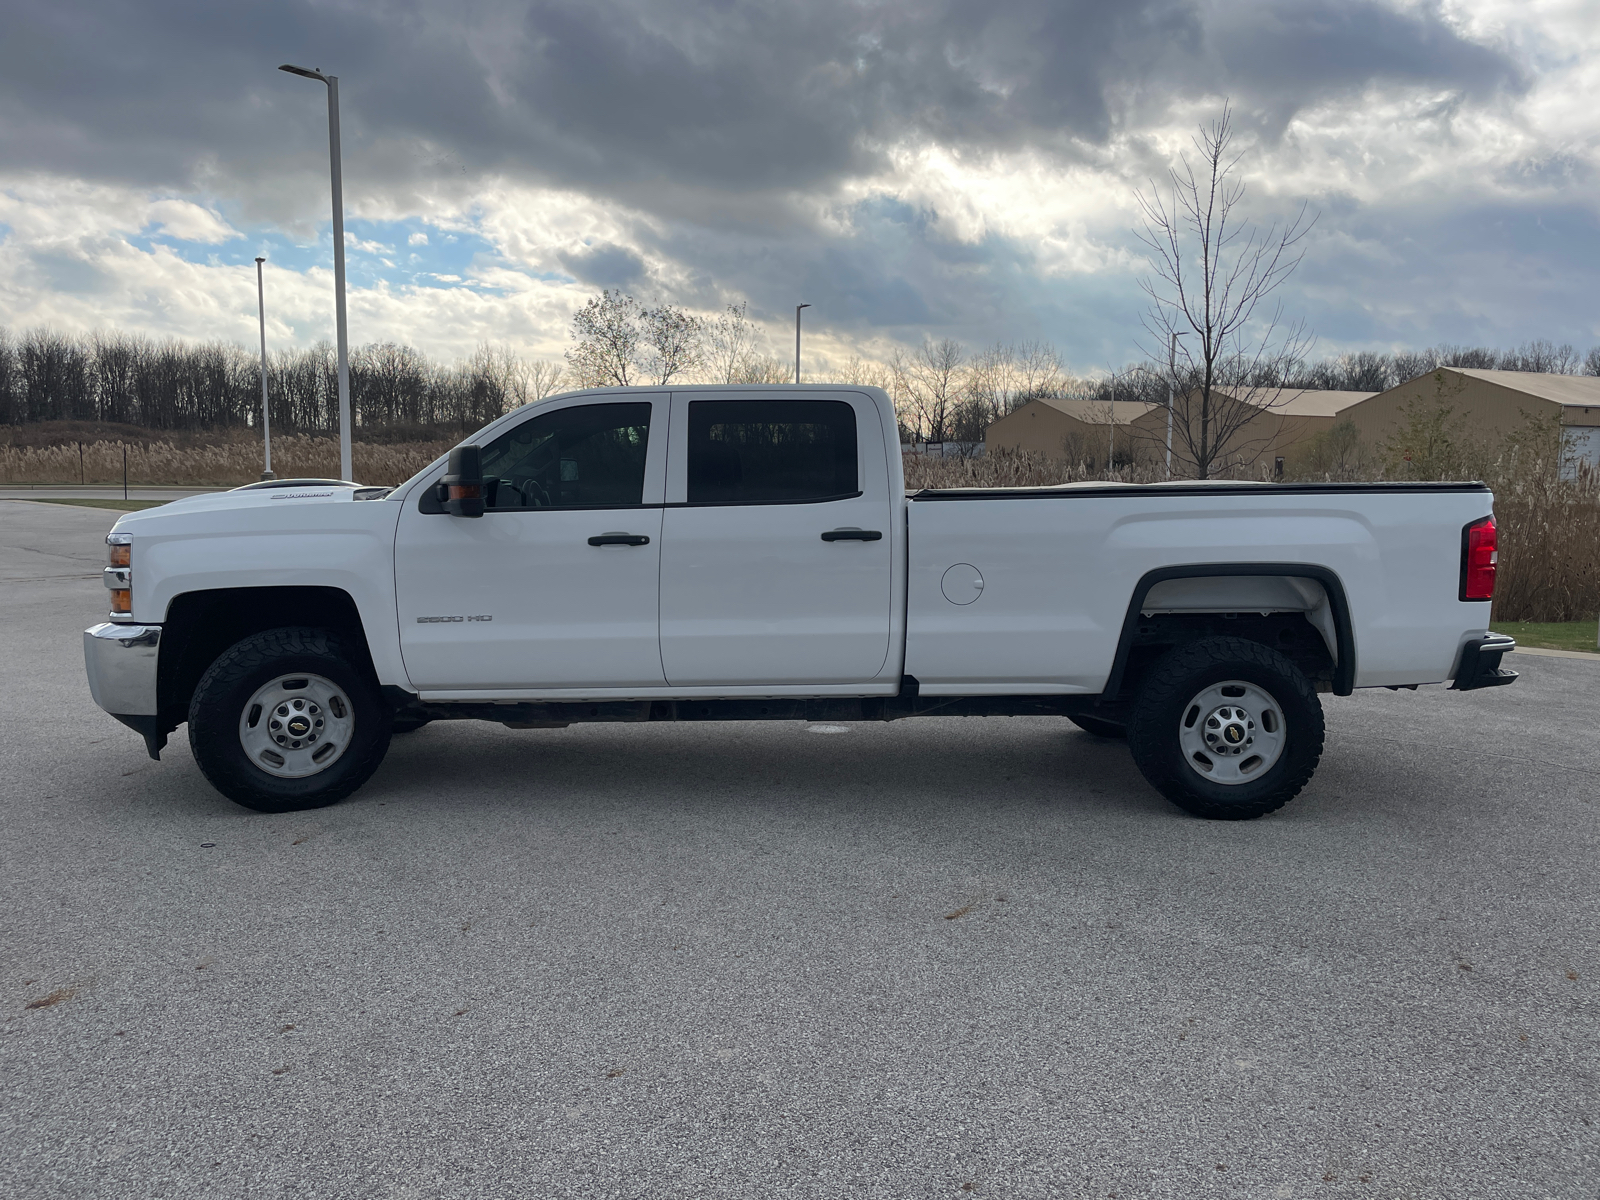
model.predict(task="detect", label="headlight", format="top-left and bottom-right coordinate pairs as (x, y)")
top-left (106, 533), bottom-right (133, 615)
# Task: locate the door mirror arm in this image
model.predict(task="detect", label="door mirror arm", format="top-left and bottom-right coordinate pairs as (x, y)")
top-left (441, 445), bottom-right (485, 517)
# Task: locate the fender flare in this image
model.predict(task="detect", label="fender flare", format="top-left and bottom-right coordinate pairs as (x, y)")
top-left (1103, 562), bottom-right (1357, 698)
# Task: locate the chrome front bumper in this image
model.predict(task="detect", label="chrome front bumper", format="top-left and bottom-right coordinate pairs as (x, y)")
top-left (84, 622), bottom-right (161, 716)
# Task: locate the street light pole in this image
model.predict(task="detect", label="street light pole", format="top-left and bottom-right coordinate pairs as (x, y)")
top-left (795, 304), bottom-right (811, 384)
top-left (279, 64), bottom-right (353, 482)
top-left (254, 257), bottom-right (274, 480)
top-left (1108, 368), bottom-right (1115, 476)
top-left (1166, 332), bottom-right (1186, 480)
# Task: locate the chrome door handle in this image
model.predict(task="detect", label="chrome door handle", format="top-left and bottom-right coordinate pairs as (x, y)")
top-left (588, 533), bottom-right (650, 547)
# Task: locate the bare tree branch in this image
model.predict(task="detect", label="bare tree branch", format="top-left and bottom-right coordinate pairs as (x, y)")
top-left (1134, 103), bottom-right (1319, 478)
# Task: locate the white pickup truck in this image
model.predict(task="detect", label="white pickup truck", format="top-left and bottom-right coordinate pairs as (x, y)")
top-left (84, 385), bottom-right (1516, 820)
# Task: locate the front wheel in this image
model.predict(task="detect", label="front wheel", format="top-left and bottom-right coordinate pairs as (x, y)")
top-left (188, 627), bottom-right (392, 813)
top-left (1126, 637), bottom-right (1324, 820)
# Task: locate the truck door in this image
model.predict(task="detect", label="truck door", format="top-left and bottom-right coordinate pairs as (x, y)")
top-left (395, 396), bottom-right (667, 691)
top-left (658, 392), bottom-right (895, 687)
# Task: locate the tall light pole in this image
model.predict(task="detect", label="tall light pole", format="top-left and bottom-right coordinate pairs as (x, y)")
top-left (794, 304), bottom-right (811, 384)
top-left (254, 257), bottom-right (274, 480)
top-left (279, 64), bottom-right (353, 482)
top-left (1166, 331), bottom-right (1186, 480)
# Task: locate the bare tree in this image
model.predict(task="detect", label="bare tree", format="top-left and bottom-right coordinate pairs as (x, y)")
top-left (641, 303), bottom-right (706, 385)
top-left (735, 356), bottom-right (795, 384)
top-left (526, 360), bottom-right (566, 401)
top-left (707, 302), bottom-right (760, 384)
top-left (1136, 103), bottom-right (1317, 478)
top-left (566, 290), bottom-right (643, 387)
top-left (892, 338), bottom-right (966, 443)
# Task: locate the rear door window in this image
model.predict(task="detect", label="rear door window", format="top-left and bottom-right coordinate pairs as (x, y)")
top-left (686, 400), bottom-right (858, 504)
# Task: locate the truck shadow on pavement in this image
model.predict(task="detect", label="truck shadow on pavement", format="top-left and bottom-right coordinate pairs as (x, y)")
top-left (360, 716), bottom-right (1178, 822)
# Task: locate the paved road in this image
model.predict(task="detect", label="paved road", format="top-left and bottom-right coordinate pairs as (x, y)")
top-left (2, 504), bottom-right (1596, 1200)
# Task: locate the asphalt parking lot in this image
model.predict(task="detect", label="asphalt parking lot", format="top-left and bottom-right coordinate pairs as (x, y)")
top-left (2, 500), bottom-right (1597, 1200)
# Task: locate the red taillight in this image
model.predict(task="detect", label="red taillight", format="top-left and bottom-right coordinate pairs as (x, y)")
top-left (1461, 516), bottom-right (1497, 602)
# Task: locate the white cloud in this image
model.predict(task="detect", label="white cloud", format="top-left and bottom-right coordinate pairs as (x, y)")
top-left (408, 232), bottom-right (429, 246)
top-left (145, 198), bottom-right (241, 244)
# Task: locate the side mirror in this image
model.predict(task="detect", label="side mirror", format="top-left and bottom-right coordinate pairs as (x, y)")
top-left (440, 445), bottom-right (485, 518)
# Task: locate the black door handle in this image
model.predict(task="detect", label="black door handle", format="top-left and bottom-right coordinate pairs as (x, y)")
top-left (588, 533), bottom-right (651, 547)
top-left (821, 529), bottom-right (883, 542)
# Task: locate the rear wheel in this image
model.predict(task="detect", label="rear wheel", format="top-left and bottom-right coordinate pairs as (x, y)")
top-left (1126, 637), bottom-right (1324, 820)
top-left (188, 627), bottom-right (392, 813)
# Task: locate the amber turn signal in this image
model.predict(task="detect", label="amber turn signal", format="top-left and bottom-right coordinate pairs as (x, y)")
top-left (109, 543), bottom-right (131, 567)
top-left (110, 589), bottom-right (132, 614)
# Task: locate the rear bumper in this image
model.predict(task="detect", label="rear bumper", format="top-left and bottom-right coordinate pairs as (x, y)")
top-left (1452, 633), bottom-right (1519, 691)
top-left (84, 623), bottom-right (167, 758)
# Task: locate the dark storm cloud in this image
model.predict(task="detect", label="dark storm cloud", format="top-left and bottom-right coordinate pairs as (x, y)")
top-left (0, 0), bottom-right (1521, 209)
top-left (558, 241), bottom-right (646, 287)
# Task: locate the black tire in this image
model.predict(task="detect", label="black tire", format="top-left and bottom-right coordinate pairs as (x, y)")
top-left (1126, 636), bottom-right (1324, 820)
top-left (1068, 713), bottom-right (1128, 739)
top-left (188, 627), bottom-right (392, 813)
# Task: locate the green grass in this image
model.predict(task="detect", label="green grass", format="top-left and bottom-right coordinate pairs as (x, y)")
top-left (1491, 620), bottom-right (1600, 654)
top-left (12, 497), bottom-right (169, 512)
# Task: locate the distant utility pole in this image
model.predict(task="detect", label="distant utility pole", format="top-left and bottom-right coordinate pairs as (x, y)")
top-left (279, 63), bottom-right (353, 481)
top-left (1166, 332), bottom-right (1185, 479)
top-left (1108, 368), bottom-right (1116, 474)
top-left (795, 304), bottom-right (811, 384)
top-left (254, 257), bottom-right (275, 480)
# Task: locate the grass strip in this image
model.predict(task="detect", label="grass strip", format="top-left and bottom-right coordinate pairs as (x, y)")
top-left (1491, 620), bottom-right (1600, 655)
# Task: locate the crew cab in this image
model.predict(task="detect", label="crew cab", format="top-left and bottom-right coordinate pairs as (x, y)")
top-left (84, 385), bottom-right (1517, 819)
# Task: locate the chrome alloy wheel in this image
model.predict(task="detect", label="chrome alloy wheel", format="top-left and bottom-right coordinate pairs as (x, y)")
top-left (1177, 679), bottom-right (1286, 785)
top-left (238, 672), bottom-right (355, 779)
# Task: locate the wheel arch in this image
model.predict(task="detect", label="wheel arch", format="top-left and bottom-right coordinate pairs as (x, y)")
top-left (156, 586), bottom-right (377, 736)
top-left (1103, 563), bottom-right (1356, 700)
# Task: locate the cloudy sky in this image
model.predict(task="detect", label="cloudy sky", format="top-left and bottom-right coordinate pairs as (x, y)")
top-left (1, 0), bottom-right (1595, 375)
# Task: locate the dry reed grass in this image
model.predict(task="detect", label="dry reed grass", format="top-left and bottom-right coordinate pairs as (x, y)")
top-left (0, 436), bottom-right (452, 489)
top-left (902, 447), bottom-right (1168, 490)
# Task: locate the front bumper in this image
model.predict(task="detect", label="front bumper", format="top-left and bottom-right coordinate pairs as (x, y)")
top-left (1452, 632), bottom-right (1519, 691)
top-left (84, 623), bottom-right (166, 758)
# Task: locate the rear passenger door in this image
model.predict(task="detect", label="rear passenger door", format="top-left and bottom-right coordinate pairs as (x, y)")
top-left (658, 392), bottom-right (896, 687)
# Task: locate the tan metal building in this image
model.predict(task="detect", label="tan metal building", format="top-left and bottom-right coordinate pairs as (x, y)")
top-left (1343, 369), bottom-right (1600, 468)
top-left (1125, 388), bottom-right (1377, 476)
top-left (984, 396), bottom-right (1160, 467)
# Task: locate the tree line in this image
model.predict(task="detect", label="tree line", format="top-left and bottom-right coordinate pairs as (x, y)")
top-left (0, 329), bottom-right (564, 437)
top-left (3, 318), bottom-right (1597, 446)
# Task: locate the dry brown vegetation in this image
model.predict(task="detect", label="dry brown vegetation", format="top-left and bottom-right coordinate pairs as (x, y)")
top-left (0, 435), bottom-right (451, 488)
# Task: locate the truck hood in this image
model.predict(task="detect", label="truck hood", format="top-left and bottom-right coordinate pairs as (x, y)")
top-left (109, 483), bottom-right (393, 536)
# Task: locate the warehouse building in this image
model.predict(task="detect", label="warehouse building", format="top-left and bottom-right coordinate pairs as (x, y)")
top-left (1343, 369), bottom-right (1600, 469)
top-left (986, 388), bottom-right (1375, 477)
top-left (983, 396), bottom-right (1160, 468)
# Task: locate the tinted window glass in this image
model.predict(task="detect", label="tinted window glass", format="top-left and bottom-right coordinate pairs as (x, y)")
top-left (687, 400), bottom-right (858, 504)
top-left (479, 402), bottom-right (651, 509)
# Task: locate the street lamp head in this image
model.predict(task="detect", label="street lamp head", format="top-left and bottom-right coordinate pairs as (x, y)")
top-left (255, 256), bottom-right (266, 264)
top-left (797, 303), bottom-right (811, 310)
top-left (279, 64), bottom-right (328, 83)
